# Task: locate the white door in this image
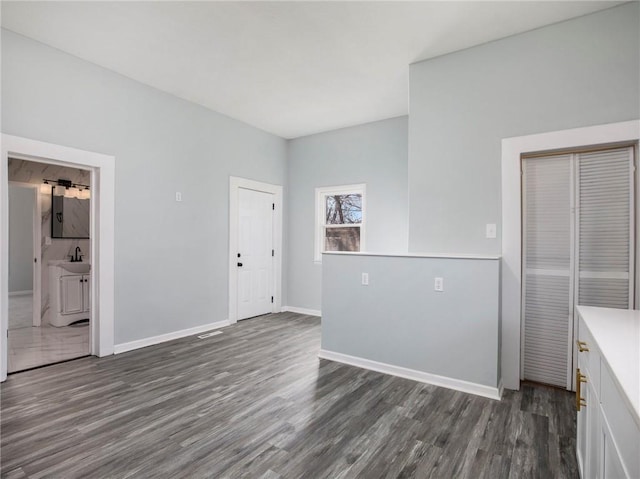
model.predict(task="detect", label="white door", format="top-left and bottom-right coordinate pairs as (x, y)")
top-left (575, 148), bottom-right (635, 310)
top-left (522, 146), bottom-right (635, 389)
top-left (237, 188), bottom-right (273, 320)
top-left (522, 154), bottom-right (574, 388)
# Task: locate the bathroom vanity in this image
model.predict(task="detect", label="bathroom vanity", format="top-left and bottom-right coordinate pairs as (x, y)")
top-left (575, 306), bottom-right (639, 479)
top-left (49, 260), bottom-right (91, 327)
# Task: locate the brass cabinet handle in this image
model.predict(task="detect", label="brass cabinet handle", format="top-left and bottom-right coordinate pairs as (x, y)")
top-left (577, 340), bottom-right (589, 352)
top-left (576, 368), bottom-right (587, 411)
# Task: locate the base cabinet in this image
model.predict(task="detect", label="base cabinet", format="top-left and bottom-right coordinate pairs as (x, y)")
top-left (49, 264), bottom-right (91, 327)
top-left (576, 311), bottom-right (640, 479)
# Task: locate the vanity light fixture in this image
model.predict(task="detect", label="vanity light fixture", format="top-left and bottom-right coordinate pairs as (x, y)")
top-left (64, 187), bottom-right (80, 199)
top-left (43, 178), bottom-right (90, 199)
top-left (40, 180), bottom-right (52, 195)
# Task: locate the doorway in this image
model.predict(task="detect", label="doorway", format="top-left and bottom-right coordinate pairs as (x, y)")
top-left (1, 134), bottom-right (116, 381)
top-left (500, 120), bottom-right (640, 391)
top-left (521, 145), bottom-right (636, 389)
top-left (228, 177), bottom-right (282, 323)
top-left (7, 161), bottom-right (93, 373)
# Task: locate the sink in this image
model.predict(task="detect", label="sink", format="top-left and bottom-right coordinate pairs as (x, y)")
top-left (58, 262), bottom-right (91, 274)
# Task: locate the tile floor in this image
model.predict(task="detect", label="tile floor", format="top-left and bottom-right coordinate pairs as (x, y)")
top-left (8, 295), bottom-right (89, 373)
top-left (8, 293), bottom-right (33, 330)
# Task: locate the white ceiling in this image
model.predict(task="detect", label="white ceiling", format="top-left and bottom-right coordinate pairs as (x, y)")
top-left (1, 1), bottom-right (622, 139)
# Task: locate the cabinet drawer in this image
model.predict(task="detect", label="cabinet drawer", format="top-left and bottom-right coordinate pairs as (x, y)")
top-left (600, 361), bottom-right (640, 479)
top-left (578, 316), bottom-right (601, 396)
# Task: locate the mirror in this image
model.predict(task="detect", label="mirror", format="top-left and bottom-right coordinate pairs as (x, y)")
top-left (51, 195), bottom-right (90, 239)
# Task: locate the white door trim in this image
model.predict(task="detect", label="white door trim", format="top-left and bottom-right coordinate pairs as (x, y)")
top-left (1, 134), bottom-right (116, 381)
top-left (8, 181), bottom-right (42, 327)
top-left (228, 176), bottom-right (282, 323)
top-left (501, 120), bottom-right (640, 391)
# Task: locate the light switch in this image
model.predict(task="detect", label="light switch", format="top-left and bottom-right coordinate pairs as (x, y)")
top-left (45, 237), bottom-right (52, 246)
top-left (486, 223), bottom-right (497, 239)
top-left (434, 277), bottom-right (444, 292)
top-left (362, 273), bottom-right (369, 286)
top-left (175, 192), bottom-right (182, 202)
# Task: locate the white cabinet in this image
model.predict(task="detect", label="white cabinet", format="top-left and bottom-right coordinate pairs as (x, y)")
top-left (49, 262), bottom-right (91, 327)
top-left (61, 275), bottom-right (84, 314)
top-left (576, 307), bottom-right (640, 479)
top-left (577, 350), bottom-right (602, 479)
top-left (60, 274), bottom-right (90, 314)
top-left (576, 317), bottom-right (602, 479)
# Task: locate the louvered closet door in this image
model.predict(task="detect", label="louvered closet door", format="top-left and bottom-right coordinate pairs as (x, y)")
top-left (522, 155), bottom-right (573, 387)
top-left (522, 146), bottom-right (635, 389)
top-left (576, 147), bottom-right (634, 310)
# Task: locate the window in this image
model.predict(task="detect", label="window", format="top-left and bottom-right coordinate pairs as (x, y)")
top-left (315, 184), bottom-right (366, 262)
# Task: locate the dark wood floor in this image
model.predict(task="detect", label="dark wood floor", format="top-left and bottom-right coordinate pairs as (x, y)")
top-left (1, 312), bottom-right (578, 478)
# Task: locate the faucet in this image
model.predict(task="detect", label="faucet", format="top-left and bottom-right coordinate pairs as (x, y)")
top-left (71, 246), bottom-right (83, 262)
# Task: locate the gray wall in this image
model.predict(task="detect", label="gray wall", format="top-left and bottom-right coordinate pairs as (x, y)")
top-left (8, 185), bottom-right (34, 293)
top-left (287, 117), bottom-right (408, 311)
top-left (408, 3), bottom-right (640, 255)
top-left (2, 29), bottom-right (287, 344)
top-left (321, 253), bottom-right (501, 387)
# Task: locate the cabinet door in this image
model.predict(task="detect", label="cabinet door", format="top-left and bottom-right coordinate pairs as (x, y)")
top-left (577, 352), bottom-right (589, 477)
top-left (82, 275), bottom-right (91, 313)
top-left (60, 275), bottom-right (83, 314)
top-left (577, 396), bottom-right (588, 477)
top-left (603, 429), bottom-right (627, 479)
top-left (577, 352), bottom-right (602, 479)
top-left (585, 379), bottom-right (601, 479)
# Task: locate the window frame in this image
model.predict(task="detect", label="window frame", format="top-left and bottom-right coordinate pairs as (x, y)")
top-left (314, 183), bottom-right (366, 263)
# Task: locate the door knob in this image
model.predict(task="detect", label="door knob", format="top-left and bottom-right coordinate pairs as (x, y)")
top-left (237, 262), bottom-right (243, 267)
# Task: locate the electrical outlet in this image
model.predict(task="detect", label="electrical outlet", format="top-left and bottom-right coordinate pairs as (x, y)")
top-left (45, 237), bottom-right (52, 246)
top-left (362, 273), bottom-right (369, 285)
top-left (434, 277), bottom-right (444, 292)
top-left (486, 223), bottom-right (497, 239)
top-left (175, 192), bottom-right (182, 202)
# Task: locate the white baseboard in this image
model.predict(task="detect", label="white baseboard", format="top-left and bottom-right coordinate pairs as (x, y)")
top-left (114, 319), bottom-right (231, 354)
top-left (318, 349), bottom-right (502, 400)
top-left (9, 290), bottom-right (32, 297)
top-left (282, 306), bottom-right (321, 317)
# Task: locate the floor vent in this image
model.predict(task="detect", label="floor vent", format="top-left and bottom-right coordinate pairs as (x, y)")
top-left (197, 330), bottom-right (223, 339)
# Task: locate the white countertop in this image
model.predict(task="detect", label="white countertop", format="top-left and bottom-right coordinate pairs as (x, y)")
top-left (322, 251), bottom-right (501, 260)
top-left (577, 306), bottom-right (640, 422)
